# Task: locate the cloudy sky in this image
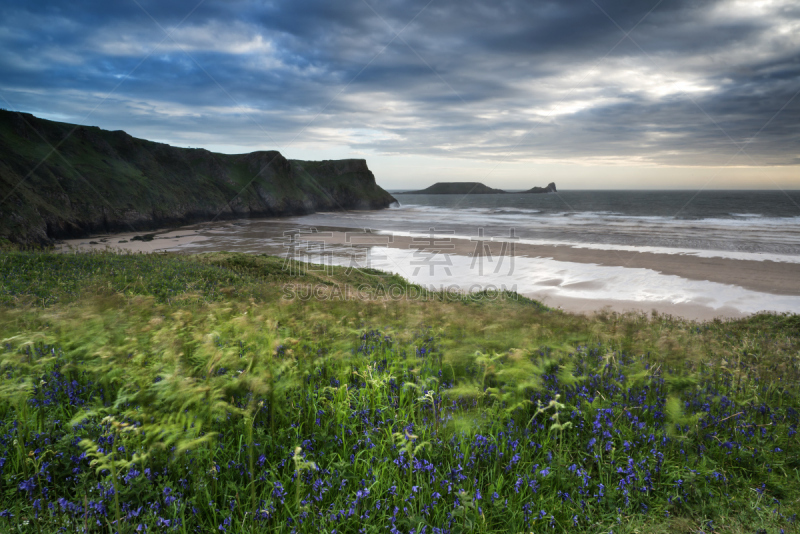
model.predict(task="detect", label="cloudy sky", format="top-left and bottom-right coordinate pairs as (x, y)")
top-left (1, 0), bottom-right (799, 189)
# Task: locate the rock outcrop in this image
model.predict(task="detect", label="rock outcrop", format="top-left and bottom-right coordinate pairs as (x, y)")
top-left (524, 182), bottom-right (557, 194)
top-left (0, 111), bottom-right (397, 244)
top-left (399, 181), bottom-right (557, 195)
top-left (402, 182), bottom-right (508, 195)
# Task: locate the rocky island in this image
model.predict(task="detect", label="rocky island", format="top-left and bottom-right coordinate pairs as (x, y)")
top-left (399, 181), bottom-right (556, 194)
top-left (523, 182), bottom-right (557, 193)
top-left (0, 110), bottom-right (397, 244)
top-left (401, 182), bottom-right (508, 195)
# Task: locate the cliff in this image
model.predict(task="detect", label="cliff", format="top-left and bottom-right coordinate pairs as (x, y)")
top-left (0, 111), bottom-right (397, 244)
top-left (401, 182), bottom-right (508, 194)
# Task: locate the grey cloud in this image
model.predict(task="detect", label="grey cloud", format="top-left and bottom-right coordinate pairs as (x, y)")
top-left (0, 0), bottom-right (797, 167)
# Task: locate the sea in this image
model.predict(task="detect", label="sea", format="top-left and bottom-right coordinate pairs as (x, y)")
top-left (71, 190), bottom-right (800, 317)
top-left (298, 190), bottom-right (800, 261)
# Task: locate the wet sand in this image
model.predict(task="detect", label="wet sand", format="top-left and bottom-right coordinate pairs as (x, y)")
top-left (58, 228), bottom-right (210, 254)
top-left (59, 218), bottom-right (800, 321)
top-left (286, 231), bottom-right (800, 297)
top-left (520, 293), bottom-right (748, 321)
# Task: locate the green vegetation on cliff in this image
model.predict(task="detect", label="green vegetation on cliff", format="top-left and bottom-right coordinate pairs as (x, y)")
top-left (0, 111), bottom-right (396, 244)
top-left (0, 250), bottom-right (798, 533)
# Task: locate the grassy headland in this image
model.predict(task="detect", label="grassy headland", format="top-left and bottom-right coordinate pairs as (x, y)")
top-left (0, 251), bottom-right (798, 533)
top-left (0, 110), bottom-right (396, 245)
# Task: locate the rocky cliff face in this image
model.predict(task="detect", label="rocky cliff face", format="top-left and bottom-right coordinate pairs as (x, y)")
top-left (0, 111), bottom-right (396, 244)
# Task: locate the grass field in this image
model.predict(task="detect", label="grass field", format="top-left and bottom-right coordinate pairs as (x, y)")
top-left (0, 251), bottom-right (798, 533)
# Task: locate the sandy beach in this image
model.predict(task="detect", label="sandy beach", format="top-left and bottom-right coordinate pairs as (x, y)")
top-left (59, 218), bottom-right (800, 321)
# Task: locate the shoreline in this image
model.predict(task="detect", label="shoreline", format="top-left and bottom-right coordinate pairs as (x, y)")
top-left (519, 293), bottom-right (748, 321)
top-left (58, 227), bottom-right (211, 254)
top-left (58, 217), bottom-right (800, 321)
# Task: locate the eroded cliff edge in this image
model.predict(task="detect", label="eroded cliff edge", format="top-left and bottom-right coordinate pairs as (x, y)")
top-left (0, 111), bottom-right (397, 244)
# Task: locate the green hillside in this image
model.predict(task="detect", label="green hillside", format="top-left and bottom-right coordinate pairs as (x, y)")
top-left (0, 111), bottom-right (396, 244)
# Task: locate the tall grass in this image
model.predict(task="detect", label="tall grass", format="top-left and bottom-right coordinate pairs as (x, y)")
top-left (0, 251), bottom-right (797, 533)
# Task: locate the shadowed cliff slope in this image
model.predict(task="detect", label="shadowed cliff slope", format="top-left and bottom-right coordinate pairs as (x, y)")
top-left (0, 111), bottom-right (397, 244)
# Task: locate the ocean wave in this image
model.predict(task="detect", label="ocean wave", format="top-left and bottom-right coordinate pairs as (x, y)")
top-left (284, 202), bottom-right (800, 256)
top-left (377, 229), bottom-right (800, 264)
top-left (371, 204), bottom-right (800, 224)
top-left (367, 208), bottom-right (800, 230)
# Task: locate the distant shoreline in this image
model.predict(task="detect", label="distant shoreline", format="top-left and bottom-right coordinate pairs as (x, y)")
top-left (389, 188), bottom-right (800, 193)
top-left (400, 181), bottom-right (556, 195)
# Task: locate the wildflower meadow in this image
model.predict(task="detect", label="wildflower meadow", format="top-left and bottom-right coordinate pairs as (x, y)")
top-left (0, 251), bottom-right (797, 533)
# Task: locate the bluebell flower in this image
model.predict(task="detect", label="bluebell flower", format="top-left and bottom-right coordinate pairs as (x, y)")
top-left (272, 481), bottom-right (286, 503)
top-left (17, 476), bottom-right (38, 499)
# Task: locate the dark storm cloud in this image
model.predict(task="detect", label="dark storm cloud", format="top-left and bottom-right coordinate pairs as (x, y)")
top-left (0, 0), bottom-right (797, 165)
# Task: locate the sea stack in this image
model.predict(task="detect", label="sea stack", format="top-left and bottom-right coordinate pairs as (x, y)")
top-left (524, 182), bottom-right (557, 194)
